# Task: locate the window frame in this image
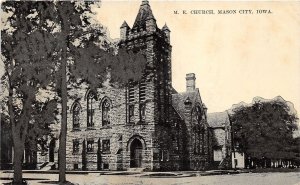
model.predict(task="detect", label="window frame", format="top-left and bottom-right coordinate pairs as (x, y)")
top-left (102, 99), bottom-right (111, 126)
top-left (72, 102), bottom-right (81, 130)
top-left (102, 139), bottom-right (110, 154)
top-left (87, 91), bottom-right (96, 128)
top-left (73, 139), bottom-right (80, 154)
top-left (87, 139), bottom-right (94, 153)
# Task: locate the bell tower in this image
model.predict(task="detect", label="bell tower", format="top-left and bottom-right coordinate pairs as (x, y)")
top-left (119, 0), bottom-right (172, 125)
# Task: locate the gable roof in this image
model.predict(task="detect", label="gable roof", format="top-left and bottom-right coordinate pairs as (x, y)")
top-left (207, 112), bottom-right (230, 128)
top-left (172, 88), bottom-right (201, 120)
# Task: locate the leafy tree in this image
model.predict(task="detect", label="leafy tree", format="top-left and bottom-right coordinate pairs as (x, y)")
top-left (229, 97), bottom-right (299, 167)
top-left (24, 99), bottom-right (58, 168)
top-left (1, 1), bottom-right (58, 184)
top-left (2, 1), bottom-right (147, 184)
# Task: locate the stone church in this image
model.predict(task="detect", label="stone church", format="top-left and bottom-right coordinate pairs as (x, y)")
top-left (53, 0), bottom-right (212, 171)
top-left (0, 0), bottom-right (216, 171)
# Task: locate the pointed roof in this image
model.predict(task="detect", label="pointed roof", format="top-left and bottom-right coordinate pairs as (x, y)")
top-left (172, 88), bottom-right (201, 120)
top-left (162, 23), bottom-right (170, 32)
top-left (120, 21), bottom-right (129, 28)
top-left (132, 0), bottom-right (157, 29)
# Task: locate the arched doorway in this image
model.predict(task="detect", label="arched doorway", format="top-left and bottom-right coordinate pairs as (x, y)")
top-left (130, 139), bottom-right (143, 168)
top-left (49, 139), bottom-right (55, 162)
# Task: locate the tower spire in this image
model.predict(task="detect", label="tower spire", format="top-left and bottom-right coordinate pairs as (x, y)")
top-left (132, 0), bottom-right (157, 30)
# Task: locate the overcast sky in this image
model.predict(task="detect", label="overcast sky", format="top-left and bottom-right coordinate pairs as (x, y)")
top-left (95, 0), bottom-right (300, 114)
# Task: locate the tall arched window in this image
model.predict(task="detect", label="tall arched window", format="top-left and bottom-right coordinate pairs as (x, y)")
top-left (73, 102), bottom-right (81, 129)
top-left (102, 99), bottom-right (110, 126)
top-left (194, 127), bottom-right (198, 154)
top-left (201, 127), bottom-right (205, 154)
top-left (87, 91), bottom-right (96, 128)
top-left (195, 106), bottom-right (203, 154)
top-left (195, 106), bottom-right (202, 123)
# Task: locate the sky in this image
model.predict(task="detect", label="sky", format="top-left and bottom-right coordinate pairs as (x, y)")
top-left (95, 0), bottom-right (300, 114)
top-left (0, 1), bottom-right (299, 115)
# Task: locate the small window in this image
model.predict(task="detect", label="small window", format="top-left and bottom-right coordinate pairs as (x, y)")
top-left (139, 103), bottom-right (146, 121)
top-left (87, 139), bottom-right (94, 152)
top-left (102, 139), bottom-right (110, 153)
top-left (73, 139), bottom-right (80, 153)
top-left (74, 164), bottom-right (78, 170)
top-left (102, 99), bottom-right (110, 126)
top-left (129, 104), bottom-right (134, 122)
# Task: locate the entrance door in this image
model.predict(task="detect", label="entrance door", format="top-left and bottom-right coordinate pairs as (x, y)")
top-left (130, 139), bottom-right (143, 168)
top-left (134, 149), bottom-right (142, 167)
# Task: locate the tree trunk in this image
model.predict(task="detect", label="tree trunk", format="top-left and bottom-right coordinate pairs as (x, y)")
top-left (59, 39), bottom-right (68, 183)
top-left (13, 142), bottom-right (24, 184)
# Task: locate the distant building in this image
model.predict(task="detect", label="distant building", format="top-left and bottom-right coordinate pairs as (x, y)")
top-left (232, 151), bottom-right (245, 169)
top-left (207, 112), bottom-right (232, 169)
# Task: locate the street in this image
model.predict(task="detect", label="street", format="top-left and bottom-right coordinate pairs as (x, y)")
top-left (1, 171), bottom-right (299, 185)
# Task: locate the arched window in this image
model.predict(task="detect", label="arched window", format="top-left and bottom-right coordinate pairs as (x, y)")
top-left (194, 106), bottom-right (203, 154)
top-left (102, 99), bottom-right (110, 126)
top-left (139, 103), bottom-right (146, 122)
top-left (195, 106), bottom-right (202, 124)
top-left (87, 91), bottom-right (96, 128)
top-left (73, 102), bottom-right (81, 129)
top-left (201, 126), bottom-right (205, 154)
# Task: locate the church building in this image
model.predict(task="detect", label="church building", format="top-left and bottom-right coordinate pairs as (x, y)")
top-left (46, 0), bottom-right (212, 171)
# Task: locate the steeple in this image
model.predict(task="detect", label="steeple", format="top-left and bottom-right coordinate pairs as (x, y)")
top-left (132, 0), bottom-right (157, 31)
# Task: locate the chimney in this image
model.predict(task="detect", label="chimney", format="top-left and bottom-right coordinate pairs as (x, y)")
top-left (186, 73), bottom-right (196, 92)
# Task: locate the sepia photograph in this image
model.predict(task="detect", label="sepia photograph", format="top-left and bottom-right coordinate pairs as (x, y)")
top-left (0, 0), bottom-right (299, 184)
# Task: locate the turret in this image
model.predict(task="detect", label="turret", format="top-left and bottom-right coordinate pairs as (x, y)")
top-left (120, 21), bottom-right (130, 40)
top-left (162, 23), bottom-right (170, 43)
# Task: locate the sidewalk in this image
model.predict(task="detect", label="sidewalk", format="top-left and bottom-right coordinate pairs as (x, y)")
top-left (1, 169), bottom-right (246, 177)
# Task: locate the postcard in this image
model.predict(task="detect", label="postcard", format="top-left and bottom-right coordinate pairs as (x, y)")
top-left (0, 1), bottom-right (299, 185)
